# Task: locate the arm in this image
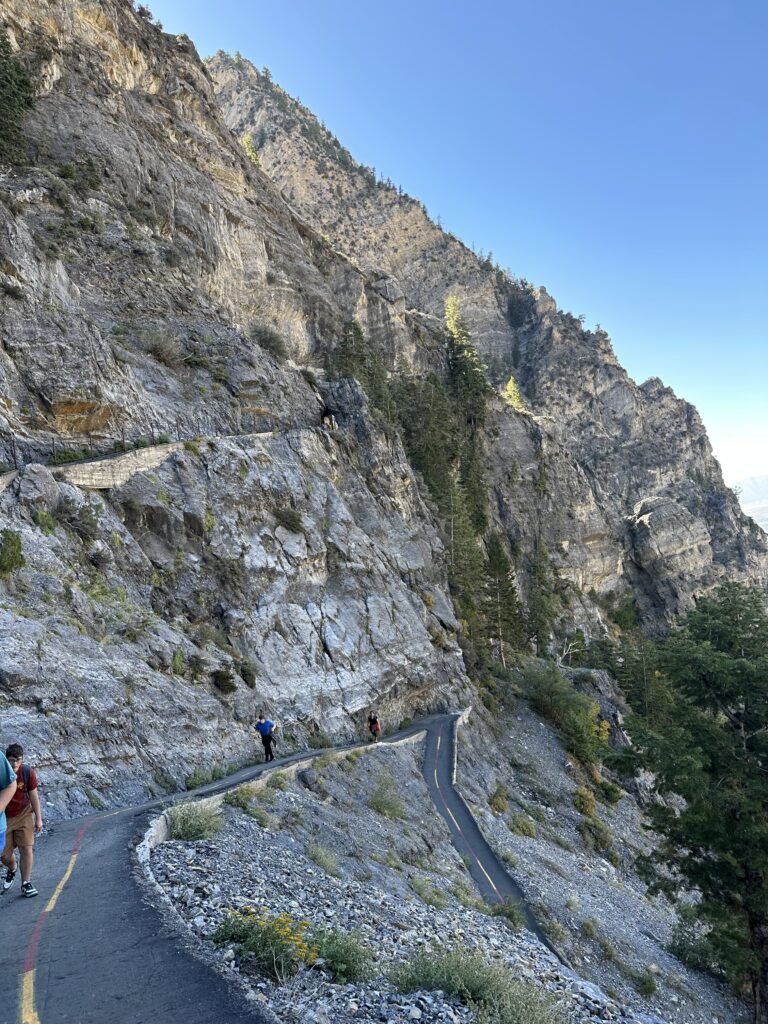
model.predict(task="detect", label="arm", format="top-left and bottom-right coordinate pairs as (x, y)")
top-left (30, 787), bottom-right (43, 832)
top-left (0, 779), bottom-right (15, 816)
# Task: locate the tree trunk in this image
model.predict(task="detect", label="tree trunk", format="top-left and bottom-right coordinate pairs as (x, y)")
top-left (753, 926), bottom-right (768, 1024)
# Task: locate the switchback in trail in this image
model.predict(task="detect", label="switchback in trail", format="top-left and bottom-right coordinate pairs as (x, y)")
top-left (0, 713), bottom-right (553, 1024)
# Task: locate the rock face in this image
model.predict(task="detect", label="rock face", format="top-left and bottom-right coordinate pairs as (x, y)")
top-left (0, 1), bottom-right (765, 806)
top-left (208, 54), bottom-right (767, 625)
top-left (0, 391), bottom-right (465, 815)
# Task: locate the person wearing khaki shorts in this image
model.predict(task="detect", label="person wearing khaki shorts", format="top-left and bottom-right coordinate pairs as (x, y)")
top-left (1, 744), bottom-right (43, 899)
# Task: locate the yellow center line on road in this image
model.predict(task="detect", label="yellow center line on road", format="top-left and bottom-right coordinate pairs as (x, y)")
top-left (44, 852), bottom-right (79, 913)
top-left (19, 823), bottom-right (93, 1024)
top-left (20, 971), bottom-right (41, 1024)
top-left (431, 737), bottom-right (502, 901)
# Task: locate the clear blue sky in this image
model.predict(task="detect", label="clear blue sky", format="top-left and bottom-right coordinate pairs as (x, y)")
top-left (148, 0), bottom-right (767, 485)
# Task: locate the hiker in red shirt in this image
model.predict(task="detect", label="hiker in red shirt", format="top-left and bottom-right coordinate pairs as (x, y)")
top-left (1, 744), bottom-right (43, 898)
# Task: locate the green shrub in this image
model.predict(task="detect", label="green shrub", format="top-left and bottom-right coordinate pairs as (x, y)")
top-left (266, 771), bottom-right (288, 790)
top-left (274, 506), bottom-right (303, 534)
top-left (144, 332), bottom-right (183, 367)
top-left (0, 529), bottom-right (25, 576)
top-left (634, 969), bottom-right (658, 996)
top-left (224, 785), bottom-right (256, 811)
top-left (541, 919), bottom-right (569, 944)
top-left (239, 658), bottom-right (257, 688)
top-left (308, 731), bottom-right (333, 749)
top-left (489, 783), bottom-right (510, 815)
top-left (489, 898), bottom-right (525, 932)
top-left (246, 803), bottom-right (277, 828)
top-left (521, 664), bottom-right (609, 765)
top-left (369, 772), bottom-right (406, 819)
top-left (167, 802), bottom-right (223, 840)
top-left (186, 767), bottom-right (212, 789)
top-left (252, 324), bottom-right (288, 361)
top-left (509, 813), bottom-right (537, 838)
top-left (308, 842), bottom-right (341, 877)
top-left (580, 918), bottom-right (599, 940)
top-left (33, 509), bottom-right (57, 535)
top-left (153, 771), bottom-right (178, 794)
top-left (211, 668), bottom-right (237, 693)
top-left (171, 648), bottom-right (184, 674)
top-left (410, 875), bottom-right (447, 908)
top-left (595, 778), bottom-right (623, 805)
top-left (61, 498), bottom-right (101, 541)
top-left (212, 909), bottom-right (316, 983)
top-left (599, 938), bottom-right (617, 961)
top-left (573, 786), bottom-right (596, 817)
top-left (240, 132), bottom-right (260, 166)
top-left (578, 815), bottom-right (614, 854)
top-left (390, 947), bottom-right (566, 1024)
top-left (309, 926), bottom-right (374, 983)
top-left (0, 31), bottom-right (34, 165)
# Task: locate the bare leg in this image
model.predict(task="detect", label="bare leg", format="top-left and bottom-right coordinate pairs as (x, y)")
top-left (18, 845), bottom-right (33, 884)
top-left (1, 849), bottom-right (17, 873)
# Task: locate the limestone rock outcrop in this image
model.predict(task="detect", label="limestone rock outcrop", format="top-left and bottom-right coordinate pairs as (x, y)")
top-left (208, 54), bottom-right (767, 624)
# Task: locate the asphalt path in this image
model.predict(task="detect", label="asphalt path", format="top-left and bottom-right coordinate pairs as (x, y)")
top-left (0, 714), bottom-right (554, 1024)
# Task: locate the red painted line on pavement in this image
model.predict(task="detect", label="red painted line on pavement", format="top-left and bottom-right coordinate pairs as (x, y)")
top-left (21, 824), bottom-right (91, 975)
top-left (22, 913), bottom-right (49, 974)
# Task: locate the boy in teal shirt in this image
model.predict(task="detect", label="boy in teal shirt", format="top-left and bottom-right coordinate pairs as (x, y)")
top-left (0, 752), bottom-right (17, 855)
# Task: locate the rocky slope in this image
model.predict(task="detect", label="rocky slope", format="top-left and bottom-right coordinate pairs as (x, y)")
top-left (208, 55), bottom-right (767, 625)
top-left (147, 733), bottom-right (744, 1024)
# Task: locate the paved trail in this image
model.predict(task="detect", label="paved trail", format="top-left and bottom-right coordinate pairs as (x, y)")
top-left (0, 714), bottom-right (552, 1024)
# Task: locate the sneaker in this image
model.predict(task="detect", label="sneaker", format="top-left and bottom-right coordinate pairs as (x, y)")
top-left (2, 868), bottom-right (16, 893)
top-left (21, 881), bottom-right (38, 898)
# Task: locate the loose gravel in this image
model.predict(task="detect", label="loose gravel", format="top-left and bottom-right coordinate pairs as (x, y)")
top-left (147, 739), bottom-right (744, 1024)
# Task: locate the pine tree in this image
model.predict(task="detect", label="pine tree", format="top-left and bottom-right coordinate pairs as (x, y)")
top-left (0, 30), bottom-right (34, 166)
top-left (458, 435), bottom-right (488, 534)
top-left (503, 376), bottom-right (525, 412)
top-left (240, 133), bottom-right (260, 166)
top-left (629, 585), bottom-right (768, 1023)
top-left (485, 533), bottom-right (526, 666)
top-left (526, 543), bottom-right (557, 655)
top-left (444, 296), bottom-right (490, 428)
top-left (332, 320), bottom-right (368, 380)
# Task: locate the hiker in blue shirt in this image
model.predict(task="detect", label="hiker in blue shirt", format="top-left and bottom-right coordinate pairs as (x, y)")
top-left (0, 752), bottom-right (17, 859)
top-left (254, 712), bottom-right (278, 763)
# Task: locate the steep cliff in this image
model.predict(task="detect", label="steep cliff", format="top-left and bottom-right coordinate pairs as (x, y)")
top-left (0, 0), bottom-right (766, 809)
top-left (208, 54), bottom-right (767, 624)
top-left (0, 0), bottom-right (465, 812)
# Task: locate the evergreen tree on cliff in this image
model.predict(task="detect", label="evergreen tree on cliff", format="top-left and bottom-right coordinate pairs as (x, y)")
top-left (629, 584), bottom-right (768, 1023)
top-left (0, 30), bottom-right (34, 165)
top-left (444, 295), bottom-right (490, 428)
top-left (485, 533), bottom-right (525, 666)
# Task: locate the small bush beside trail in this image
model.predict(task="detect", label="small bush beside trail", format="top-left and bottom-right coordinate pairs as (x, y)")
top-left (368, 771), bottom-right (407, 819)
top-left (213, 909), bottom-right (317, 983)
top-left (391, 947), bottom-right (566, 1024)
top-left (310, 926), bottom-right (374, 983)
top-left (167, 802), bottom-right (223, 841)
top-left (308, 842), bottom-right (341, 877)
